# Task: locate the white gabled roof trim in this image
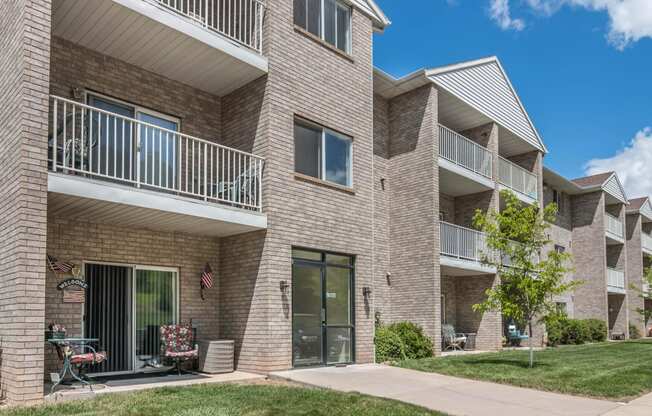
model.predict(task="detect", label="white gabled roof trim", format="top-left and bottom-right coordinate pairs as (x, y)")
top-left (601, 173), bottom-right (628, 204)
top-left (425, 56), bottom-right (547, 153)
top-left (641, 199), bottom-right (652, 221)
top-left (348, 0), bottom-right (391, 30)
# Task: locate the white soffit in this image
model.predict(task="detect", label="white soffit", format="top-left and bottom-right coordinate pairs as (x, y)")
top-left (426, 57), bottom-right (546, 154)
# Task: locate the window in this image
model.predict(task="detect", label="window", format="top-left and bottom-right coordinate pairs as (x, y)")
top-left (554, 245), bottom-right (566, 254)
top-left (555, 302), bottom-right (567, 315)
top-left (294, 119), bottom-right (352, 187)
top-left (294, 0), bottom-right (351, 53)
top-left (553, 189), bottom-right (564, 212)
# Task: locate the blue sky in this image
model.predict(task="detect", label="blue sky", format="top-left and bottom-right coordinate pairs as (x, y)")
top-left (372, 0), bottom-right (652, 197)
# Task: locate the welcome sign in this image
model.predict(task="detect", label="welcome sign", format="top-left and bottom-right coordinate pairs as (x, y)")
top-left (57, 279), bottom-right (88, 303)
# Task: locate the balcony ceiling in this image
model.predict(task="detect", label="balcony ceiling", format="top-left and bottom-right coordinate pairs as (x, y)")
top-left (48, 173), bottom-right (267, 237)
top-left (52, 0), bottom-right (268, 97)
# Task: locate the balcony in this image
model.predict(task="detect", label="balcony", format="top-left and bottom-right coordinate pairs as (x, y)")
top-left (47, 95), bottom-right (266, 237)
top-left (607, 268), bottom-right (626, 294)
top-left (438, 125), bottom-right (494, 196)
top-left (498, 156), bottom-right (538, 204)
top-left (439, 222), bottom-right (496, 276)
top-left (52, 0), bottom-right (268, 96)
top-left (605, 213), bottom-right (625, 244)
top-left (642, 232), bottom-right (652, 255)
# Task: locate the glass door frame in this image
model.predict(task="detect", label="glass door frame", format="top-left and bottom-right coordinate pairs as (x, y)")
top-left (81, 261), bottom-right (180, 376)
top-left (291, 248), bottom-right (355, 368)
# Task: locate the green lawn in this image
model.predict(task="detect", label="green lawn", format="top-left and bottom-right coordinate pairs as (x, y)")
top-left (396, 339), bottom-right (652, 401)
top-left (0, 382), bottom-right (446, 416)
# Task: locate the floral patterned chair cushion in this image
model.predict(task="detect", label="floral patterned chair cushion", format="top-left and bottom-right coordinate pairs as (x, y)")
top-left (70, 351), bottom-right (107, 365)
top-left (160, 324), bottom-right (198, 358)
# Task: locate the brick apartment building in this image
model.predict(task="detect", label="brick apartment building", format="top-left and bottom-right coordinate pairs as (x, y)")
top-left (0, 0), bottom-right (650, 405)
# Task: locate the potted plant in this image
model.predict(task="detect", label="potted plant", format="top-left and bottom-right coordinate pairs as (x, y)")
top-left (46, 323), bottom-right (66, 340)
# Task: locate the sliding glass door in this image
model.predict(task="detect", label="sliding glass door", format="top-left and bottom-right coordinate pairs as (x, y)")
top-left (134, 268), bottom-right (178, 370)
top-left (84, 263), bottom-right (178, 375)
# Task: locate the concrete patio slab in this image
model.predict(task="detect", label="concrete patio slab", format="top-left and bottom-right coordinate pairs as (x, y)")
top-left (271, 364), bottom-right (629, 416)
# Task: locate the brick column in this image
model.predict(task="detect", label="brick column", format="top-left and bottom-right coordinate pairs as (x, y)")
top-left (0, 0), bottom-right (51, 404)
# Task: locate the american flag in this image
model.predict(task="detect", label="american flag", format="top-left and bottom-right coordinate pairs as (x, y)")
top-left (201, 263), bottom-right (214, 289)
top-left (47, 255), bottom-right (74, 274)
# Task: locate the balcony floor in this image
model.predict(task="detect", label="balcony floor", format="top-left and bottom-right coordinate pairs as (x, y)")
top-left (53, 0), bottom-right (268, 96)
top-left (441, 256), bottom-right (496, 276)
top-left (48, 173), bottom-right (267, 237)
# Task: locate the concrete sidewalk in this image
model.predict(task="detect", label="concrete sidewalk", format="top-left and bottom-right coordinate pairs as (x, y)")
top-left (271, 364), bottom-right (649, 416)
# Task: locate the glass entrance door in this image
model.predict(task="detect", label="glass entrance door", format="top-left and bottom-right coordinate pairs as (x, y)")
top-left (292, 249), bottom-right (354, 367)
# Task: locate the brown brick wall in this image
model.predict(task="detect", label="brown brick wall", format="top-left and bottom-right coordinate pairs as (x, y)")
top-left (44, 216), bottom-right (220, 377)
top-left (0, 0), bottom-right (50, 404)
top-left (49, 37), bottom-right (223, 145)
top-left (386, 85), bottom-right (441, 348)
top-left (626, 213), bottom-right (646, 335)
top-left (217, 1), bottom-right (378, 371)
top-left (453, 275), bottom-right (502, 351)
top-left (571, 192), bottom-right (609, 323)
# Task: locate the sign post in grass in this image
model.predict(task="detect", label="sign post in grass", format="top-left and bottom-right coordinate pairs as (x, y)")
top-left (472, 190), bottom-right (578, 368)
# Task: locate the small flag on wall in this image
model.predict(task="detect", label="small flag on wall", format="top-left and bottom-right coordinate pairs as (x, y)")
top-left (47, 254), bottom-right (74, 274)
top-left (200, 263), bottom-right (214, 300)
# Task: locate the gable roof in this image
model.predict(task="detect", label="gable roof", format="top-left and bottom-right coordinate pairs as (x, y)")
top-left (425, 57), bottom-right (546, 154)
top-left (628, 197), bottom-right (652, 221)
top-left (350, 0), bottom-right (390, 30)
top-left (569, 171), bottom-right (628, 204)
top-left (544, 168), bottom-right (629, 205)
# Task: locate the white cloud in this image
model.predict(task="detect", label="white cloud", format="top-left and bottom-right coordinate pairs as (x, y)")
top-left (487, 0), bottom-right (652, 49)
top-left (489, 0), bottom-right (526, 31)
top-left (585, 127), bottom-right (652, 198)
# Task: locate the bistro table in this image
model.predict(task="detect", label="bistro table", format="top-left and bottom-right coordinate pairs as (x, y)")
top-left (47, 337), bottom-right (100, 394)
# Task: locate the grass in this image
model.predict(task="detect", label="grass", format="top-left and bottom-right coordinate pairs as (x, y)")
top-left (0, 382), bottom-right (447, 416)
top-left (396, 339), bottom-right (652, 401)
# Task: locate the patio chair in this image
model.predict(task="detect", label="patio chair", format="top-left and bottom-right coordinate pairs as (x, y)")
top-left (442, 324), bottom-right (467, 351)
top-left (507, 323), bottom-right (529, 346)
top-left (160, 323), bottom-right (198, 375)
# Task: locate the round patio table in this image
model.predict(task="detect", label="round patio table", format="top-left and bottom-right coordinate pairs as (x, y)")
top-left (47, 337), bottom-right (99, 395)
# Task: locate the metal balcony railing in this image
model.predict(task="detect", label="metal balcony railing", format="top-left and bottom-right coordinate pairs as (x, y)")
top-left (153, 0), bottom-right (265, 53)
top-left (440, 221), bottom-right (488, 262)
top-left (498, 156), bottom-right (538, 199)
top-left (642, 232), bottom-right (652, 252)
top-left (48, 95), bottom-right (264, 212)
top-left (605, 213), bottom-right (624, 239)
top-left (438, 124), bottom-right (492, 179)
top-left (607, 268), bottom-right (625, 290)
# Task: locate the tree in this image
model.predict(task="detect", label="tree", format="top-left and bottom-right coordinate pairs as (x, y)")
top-left (472, 190), bottom-right (578, 368)
top-left (631, 267), bottom-right (652, 331)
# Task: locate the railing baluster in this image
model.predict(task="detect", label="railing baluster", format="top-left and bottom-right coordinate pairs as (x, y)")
top-left (52, 100), bottom-right (58, 172)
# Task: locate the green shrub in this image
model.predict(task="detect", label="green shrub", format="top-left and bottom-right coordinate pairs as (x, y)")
top-left (629, 323), bottom-right (642, 339)
top-left (585, 319), bottom-right (607, 342)
top-left (561, 319), bottom-right (591, 345)
top-left (374, 326), bottom-right (406, 363)
top-left (544, 313), bottom-right (567, 347)
top-left (387, 322), bottom-right (434, 359)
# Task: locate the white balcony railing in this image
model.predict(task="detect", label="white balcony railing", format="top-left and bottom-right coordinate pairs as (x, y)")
top-left (440, 222), bottom-right (488, 262)
top-left (605, 213), bottom-right (624, 239)
top-left (154, 0), bottom-right (265, 53)
top-left (607, 268), bottom-right (625, 290)
top-left (438, 125), bottom-right (492, 179)
top-left (642, 233), bottom-right (652, 252)
top-left (48, 95), bottom-right (264, 212)
top-left (498, 156), bottom-right (538, 200)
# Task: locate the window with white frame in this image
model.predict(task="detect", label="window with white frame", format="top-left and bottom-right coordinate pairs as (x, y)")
top-left (294, 119), bottom-right (352, 187)
top-left (293, 0), bottom-right (352, 53)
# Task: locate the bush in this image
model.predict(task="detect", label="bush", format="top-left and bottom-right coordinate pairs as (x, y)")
top-left (544, 314), bottom-right (567, 347)
top-left (387, 322), bottom-right (434, 359)
top-left (560, 319), bottom-right (591, 345)
top-left (629, 323), bottom-right (642, 339)
top-left (585, 319), bottom-right (607, 342)
top-left (374, 326), bottom-right (406, 363)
